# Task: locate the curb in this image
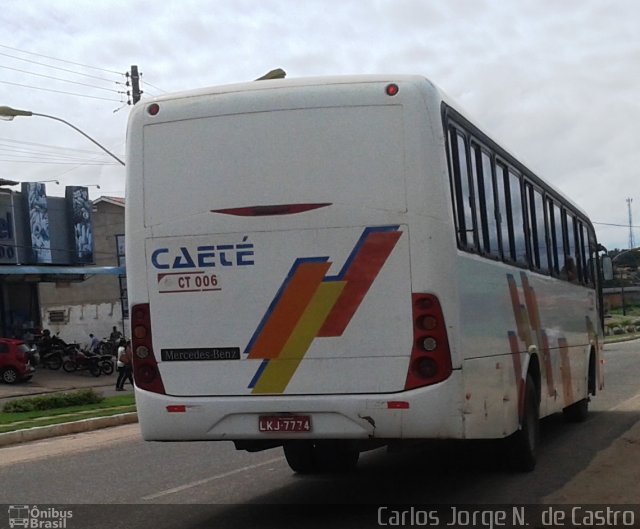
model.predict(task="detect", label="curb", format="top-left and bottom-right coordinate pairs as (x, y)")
top-left (0, 384), bottom-right (116, 403)
top-left (0, 412), bottom-right (138, 448)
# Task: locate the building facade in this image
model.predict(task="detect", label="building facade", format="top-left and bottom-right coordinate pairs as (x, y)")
top-left (38, 196), bottom-right (126, 345)
top-left (0, 181), bottom-right (117, 340)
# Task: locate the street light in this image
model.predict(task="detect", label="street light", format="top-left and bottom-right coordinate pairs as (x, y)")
top-left (28, 179), bottom-right (60, 185)
top-left (0, 105), bottom-right (125, 166)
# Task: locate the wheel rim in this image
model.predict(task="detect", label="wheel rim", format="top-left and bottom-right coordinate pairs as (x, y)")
top-left (3, 369), bottom-right (17, 383)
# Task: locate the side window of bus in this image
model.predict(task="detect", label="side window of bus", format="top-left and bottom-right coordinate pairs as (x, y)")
top-left (549, 201), bottom-right (566, 277)
top-left (448, 128), bottom-right (477, 250)
top-left (579, 222), bottom-right (594, 286)
top-left (495, 162), bottom-right (510, 261)
top-left (527, 184), bottom-right (550, 274)
top-left (564, 214), bottom-right (579, 283)
top-left (507, 169), bottom-right (528, 266)
top-left (469, 143), bottom-right (486, 253)
top-left (479, 148), bottom-right (500, 258)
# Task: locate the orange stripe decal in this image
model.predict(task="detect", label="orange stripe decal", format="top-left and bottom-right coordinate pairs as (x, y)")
top-left (246, 261), bottom-right (331, 359)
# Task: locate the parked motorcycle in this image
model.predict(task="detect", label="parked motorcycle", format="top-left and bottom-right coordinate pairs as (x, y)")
top-left (34, 331), bottom-right (65, 370)
top-left (99, 354), bottom-right (115, 375)
top-left (62, 349), bottom-right (103, 377)
top-left (96, 338), bottom-right (117, 357)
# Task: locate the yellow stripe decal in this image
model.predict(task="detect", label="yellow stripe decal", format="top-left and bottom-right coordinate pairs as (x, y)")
top-left (252, 281), bottom-right (346, 394)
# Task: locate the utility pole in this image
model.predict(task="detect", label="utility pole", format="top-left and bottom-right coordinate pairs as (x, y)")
top-left (627, 197), bottom-right (635, 249)
top-left (125, 65), bottom-right (143, 105)
top-left (130, 65), bottom-right (142, 104)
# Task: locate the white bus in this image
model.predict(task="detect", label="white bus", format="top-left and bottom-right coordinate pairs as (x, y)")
top-left (125, 74), bottom-right (606, 473)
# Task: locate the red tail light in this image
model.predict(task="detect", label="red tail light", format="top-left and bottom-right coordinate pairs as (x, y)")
top-left (131, 303), bottom-right (166, 395)
top-left (404, 293), bottom-right (453, 390)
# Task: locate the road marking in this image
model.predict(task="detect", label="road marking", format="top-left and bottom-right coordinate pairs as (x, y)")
top-left (0, 423), bottom-right (140, 467)
top-left (141, 456), bottom-right (284, 500)
top-left (609, 392), bottom-right (640, 412)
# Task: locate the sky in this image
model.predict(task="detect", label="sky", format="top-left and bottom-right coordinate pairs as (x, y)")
top-left (1, 0), bottom-right (639, 250)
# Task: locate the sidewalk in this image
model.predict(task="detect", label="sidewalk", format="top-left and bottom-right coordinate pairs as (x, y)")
top-left (0, 366), bottom-right (137, 447)
top-left (0, 365), bottom-right (127, 402)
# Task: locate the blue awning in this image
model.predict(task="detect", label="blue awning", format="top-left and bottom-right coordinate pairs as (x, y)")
top-left (0, 265), bottom-right (125, 275)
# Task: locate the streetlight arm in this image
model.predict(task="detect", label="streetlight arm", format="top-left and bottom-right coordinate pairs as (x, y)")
top-left (31, 112), bottom-right (125, 166)
top-left (0, 105), bottom-right (125, 166)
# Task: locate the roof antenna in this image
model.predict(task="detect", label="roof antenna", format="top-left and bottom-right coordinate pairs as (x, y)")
top-left (255, 68), bottom-right (286, 81)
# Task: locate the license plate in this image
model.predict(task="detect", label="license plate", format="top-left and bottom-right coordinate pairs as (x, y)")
top-left (258, 415), bottom-right (312, 433)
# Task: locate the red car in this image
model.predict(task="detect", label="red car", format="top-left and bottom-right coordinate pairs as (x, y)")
top-left (0, 338), bottom-right (36, 384)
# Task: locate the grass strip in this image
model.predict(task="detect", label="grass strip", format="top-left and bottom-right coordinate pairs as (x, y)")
top-left (0, 394), bottom-right (136, 434)
top-left (0, 406), bottom-right (137, 434)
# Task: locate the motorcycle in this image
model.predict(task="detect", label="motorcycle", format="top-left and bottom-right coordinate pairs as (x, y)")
top-left (96, 338), bottom-right (117, 357)
top-left (62, 348), bottom-right (103, 377)
top-left (34, 332), bottom-right (66, 370)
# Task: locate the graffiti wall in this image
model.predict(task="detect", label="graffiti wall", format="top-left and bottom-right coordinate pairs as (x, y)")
top-left (66, 186), bottom-right (94, 264)
top-left (22, 182), bottom-right (53, 263)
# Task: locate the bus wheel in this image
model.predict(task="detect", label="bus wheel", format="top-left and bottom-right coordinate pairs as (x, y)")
top-left (283, 442), bottom-right (318, 474)
top-left (315, 441), bottom-right (359, 473)
top-left (563, 398), bottom-right (589, 423)
top-left (283, 441), bottom-right (359, 474)
top-left (507, 374), bottom-right (539, 472)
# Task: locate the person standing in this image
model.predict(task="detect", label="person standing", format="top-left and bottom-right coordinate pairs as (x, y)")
top-left (109, 326), bottom-right (123, 344)
top-left (88, 333), bottom-right (100, 353)
top-left (115, 340), bottom-right (133, 390)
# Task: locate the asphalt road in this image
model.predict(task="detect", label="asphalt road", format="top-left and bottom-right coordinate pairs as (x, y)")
top-left (1, 340), bottom-right (639, 529)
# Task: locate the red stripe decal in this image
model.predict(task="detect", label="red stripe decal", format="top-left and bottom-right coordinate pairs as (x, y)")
top-left (318, 230), bottom-right (401, 337)
top-left (211, 203), bottom-right (331, 216)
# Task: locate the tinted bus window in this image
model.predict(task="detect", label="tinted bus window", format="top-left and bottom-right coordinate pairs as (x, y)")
top-left (566, 214), bottom-right (579, 283)
top-left (508, 170), bottom-right (527, 265)
top-left (470, 144), bottom-right (486, 253)
top-left (532, 187), bottom-right (550, 273)
top-left (449, 128), bottom-right (476, 249)
top-left (548, 201), bottom-right (564, 276)
top-left (480, 150), bottom-right (499, 257)
top-left (580, 222), bottom-right (593, 286)
top-left (495, 162), bottom-right (510, 261)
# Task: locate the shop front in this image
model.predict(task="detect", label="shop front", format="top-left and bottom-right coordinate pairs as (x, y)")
top-left (0, 181), bottom-right (123, 338)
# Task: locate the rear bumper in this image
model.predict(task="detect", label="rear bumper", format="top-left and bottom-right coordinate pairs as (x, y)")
top-left (135, 370), bottom-right (464, 442)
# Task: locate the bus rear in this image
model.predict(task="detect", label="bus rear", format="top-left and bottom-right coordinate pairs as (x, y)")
top-left (126, 76), bottom-right (462, 471)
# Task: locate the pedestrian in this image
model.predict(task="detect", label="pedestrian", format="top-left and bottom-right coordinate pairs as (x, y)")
top-left (115, 340), bottom-right (133, 391)
top-left (109, 325), bottom-right (123, 344)
top-left (88, 333), bottom-right (100, 353)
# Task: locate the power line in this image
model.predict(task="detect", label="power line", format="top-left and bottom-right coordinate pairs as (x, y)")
top-left (0, 137), bottom-right (106, 155)
top-left (0, 147), bottom-right (115, 164)
top-left (141, 79), bottom-right (167, 94)
top-left (0, 51), bottom-right (122, 85)
top-left (0, 64), bottom-right (123, 94)
top-left (0, 158), bottom-right (118, 165)
top-left (0, 79), bottom-right (123, 102)
top-left (0, 146), bottom-right (112, 160)
top-left (593, 221), bottom-right (640, 229)
top-left (0, 43), bottom-right (122, 75)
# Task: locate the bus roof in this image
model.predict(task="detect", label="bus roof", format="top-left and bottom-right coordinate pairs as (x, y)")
top-left (131, 73), bottom-right (592, 227)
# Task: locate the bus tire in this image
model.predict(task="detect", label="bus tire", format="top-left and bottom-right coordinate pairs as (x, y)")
top-left (507, 374), bottom-right (539, 472)
top-left (283, 442), bottom-right (318, 474)
top-left (563, 398), bottom-right (589, 423)
top-left (315, 441), bottom-right (359, 473)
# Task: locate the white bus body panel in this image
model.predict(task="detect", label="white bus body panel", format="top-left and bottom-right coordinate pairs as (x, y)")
top-left (145, 226), bottom-right (413, 396)
top-left (135, 372), bottom-right (465, 441)
top-left (126, 75), bottom-right (599, 444)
